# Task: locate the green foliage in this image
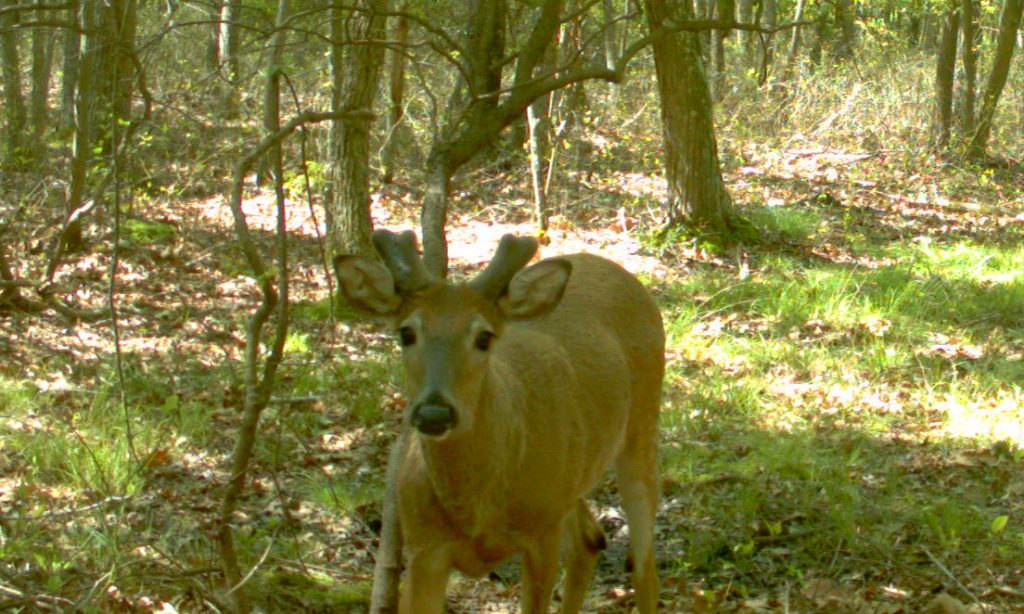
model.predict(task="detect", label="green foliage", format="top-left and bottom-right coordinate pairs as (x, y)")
top-left (252, 571), bottom-right (369, 613)
top-left (124, 218), bottom-right (177, 245)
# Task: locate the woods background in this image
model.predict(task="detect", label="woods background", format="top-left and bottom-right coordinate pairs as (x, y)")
top-left (1, 0), bottom-right (1024, 612)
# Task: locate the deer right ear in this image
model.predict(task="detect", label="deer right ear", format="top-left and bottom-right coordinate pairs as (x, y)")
top-left (334, 255), bottom-right (402, 316)
top-left (498, 259), bottom-right (571, 320)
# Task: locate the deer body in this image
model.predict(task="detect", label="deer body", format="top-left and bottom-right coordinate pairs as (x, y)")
top-left (336, 234), bottom-right (663, 614)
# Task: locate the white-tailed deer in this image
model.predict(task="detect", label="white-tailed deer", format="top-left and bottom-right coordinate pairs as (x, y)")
top-left (335, 230), bottom-right (664, 613)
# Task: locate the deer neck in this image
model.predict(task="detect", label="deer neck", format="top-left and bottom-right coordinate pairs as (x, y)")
top-left (417, 368), bottom-right (523, 534)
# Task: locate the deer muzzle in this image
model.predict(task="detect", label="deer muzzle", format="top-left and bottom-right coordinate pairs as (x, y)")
top-left (411, 401), bottom-right (456, 436)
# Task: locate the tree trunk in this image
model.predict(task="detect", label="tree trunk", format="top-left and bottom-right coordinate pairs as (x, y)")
top-left (382, 6), bottom-right (409, 184)
top-left (420, 0), bottom-right (507, 276)
top-left (782, 0), bottom-right (806, 82)
top-left (602, 0), bottom-right (619, 69)
top-left (65, 0), bottom-right (97, 252)
top-left (711, 0), bottom-right (732, 100)
top-left (968, 0), bottom-right (1023, 157)
top-left (328, 0), bottom-right (388, 257)
top-left (60, 0), bottom-right (79, 130)
top-left (421, 157), bottom-right (453, 276)
top-left (205, 2), bottom-right (221, 80)
top-left (643, 0), bottom-right (735, 231)
top-left (527, 94), bottom-right (551, 234)
top-left (93, 0), bottom-right (137, 155)
top-left (833, 0), bottom-right (858, 61)
top-left (1, 0), bottom-right (27, 162)
top-left (960, 0), bottom-right (979, 137)
top-left (30, 8), bottom-right (53, 160)
top-left (61, 0), bottom-right (137, 252)
top-left (762, 0), bottom-right (777, 82)
top-left (932, 6), bottom-right (959, 150)
top-left (737, 0), bottom-right (754, 56)
top-left (219, 0), bottom-right (241, 117)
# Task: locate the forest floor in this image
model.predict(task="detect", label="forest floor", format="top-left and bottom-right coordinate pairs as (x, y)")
top-left (2, 139), bottom-right (1024, 613)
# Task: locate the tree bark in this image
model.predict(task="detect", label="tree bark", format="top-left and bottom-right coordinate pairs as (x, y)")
top-left (960, 0), bottom-right (978, 137)
top-left (782, 0), bottom-right (805, 82)
top-left (30, 7), bottom-right (53, 160)
top-left (711, 0), bottom-right (732, 99)
top-left (381, 7), bottom-right (409, 184)
top-left (60, 0), bottom-right (79, 130)
top-left (643, 0), bottom-right (735, 232)
top-left (602, 0), bottom-right (619, 69)
top-left (219, 0), bottom-right (241, 117)
top-left (833, 0), bottom-right (857, 61)
top-left (420, 0), bottom-right (508, 276)
top-left (968, 0), bottom-right (1022, 157)
top-left (1, 0), bottom-right (27, 162)
top-left (932, 6), bottom-right (959, 150)
top-left (527, 93), bottom-right (551, 234)
top-left (328, 0), bottom-right (388, 257)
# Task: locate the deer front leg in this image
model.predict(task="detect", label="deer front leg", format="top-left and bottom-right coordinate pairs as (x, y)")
top-left (399, 548), bottom-right (450, 614)
top-left (559, 501), bottom-right (607, 613)
top-left (521, 528), bottom-right (563, 614)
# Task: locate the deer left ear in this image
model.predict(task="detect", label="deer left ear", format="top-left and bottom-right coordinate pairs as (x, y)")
top-left (334, 255), bottom-right (402, 316)
top-left (497, 259), bottom-right (571, 320)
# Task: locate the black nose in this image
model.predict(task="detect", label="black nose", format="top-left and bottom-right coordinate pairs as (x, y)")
top-left (412, 403), bottom-right (456, 436)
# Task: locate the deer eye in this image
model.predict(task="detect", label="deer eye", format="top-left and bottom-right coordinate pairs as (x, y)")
top-left (398, 326), bottom-right (416, 347)
top-left (474, 330), bottom-right (495, 351)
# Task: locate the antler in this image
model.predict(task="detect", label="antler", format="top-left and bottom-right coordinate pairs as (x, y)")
top-left (371, 230), bottom-right (434, 294)
top-left (469, 234), bottom-right (539, 300)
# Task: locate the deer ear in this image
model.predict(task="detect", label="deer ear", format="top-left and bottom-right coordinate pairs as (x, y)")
top-left (498, 259), bottom-right (571, 320)
top-left (334, 255), bottom-right (402, 316)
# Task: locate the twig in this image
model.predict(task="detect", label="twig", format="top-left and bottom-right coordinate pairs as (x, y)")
top-left (0, 495), bottom-right (132, 522)
top-left (226, 533), bottom-right (277, 596)
top-left (370, 430), bottom-right (408, 614)
top-left (922, 546), bottom-right (985, 610)
top-left (108, 45), bottom-right (139, 466)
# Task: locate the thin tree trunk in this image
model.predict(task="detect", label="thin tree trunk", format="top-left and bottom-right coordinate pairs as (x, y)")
top-left (737, 0), bottom-right (754, 56)
top-left (527, 96), bottom-right (550, 234)
top-left (60, 0), bottom-right (79, 129)
top-left (217, 4), bottom-right (291, 614)
top-left (782, 0), bottom-right (805, 82)
top-left (833, 0), bottom-right (857, 61)
top-left (219, 0), bottom-right (241, 117)
top-left (65, 0), bottom-right (96, 252)
top-left (421, 158), bottom-right (453, 276)
top-left (960, 0), bottom-right (978, 136)
top-left (1, 0), bottom-right (27, 161)
top-left (31, 8), bottom-right (54, 159)
top-left (602, 0), bottom-right (619, 69)
top-left (761, 0), bottom-right (777, 82)
top-left (206, 2), bottom-right (220, 79)
top-left (932, 6), bottom-right (959, 150)
top-left (382, 7), bottom-right (408, 184)
top-left (711, 0), bottom-right (732, 100)
top-left (968, 0), bottom-right (1023, 157)
top-left (369, 430), bottom-right (407, 614)
top-left (328, 0), bottom-right (388, 257)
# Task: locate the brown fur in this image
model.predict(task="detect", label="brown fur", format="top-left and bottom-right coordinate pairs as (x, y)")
top-left (337, 248), bottom-right (664, 614)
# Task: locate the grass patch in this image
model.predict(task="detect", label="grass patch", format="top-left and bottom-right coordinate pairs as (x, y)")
top-left (656, 223), bottom-right (1024, 605)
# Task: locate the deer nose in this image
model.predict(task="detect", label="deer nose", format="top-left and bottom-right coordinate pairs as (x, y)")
top-left (412, 402), bottom-right (456, 436)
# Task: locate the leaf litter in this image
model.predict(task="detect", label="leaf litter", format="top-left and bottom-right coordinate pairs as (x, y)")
top-left (1, 141), bottom-right (1023, 611)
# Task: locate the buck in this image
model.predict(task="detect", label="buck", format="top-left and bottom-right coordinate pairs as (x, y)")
top-left (334, 230), bottom-right (664, 614)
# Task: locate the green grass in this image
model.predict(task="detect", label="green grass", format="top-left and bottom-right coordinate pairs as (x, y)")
top-left (655, 212), bottom-right (1024, 604)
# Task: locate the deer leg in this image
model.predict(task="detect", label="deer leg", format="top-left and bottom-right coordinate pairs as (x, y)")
top-left (559, 500), bottom-right (606, 613)
top-left (521, 529), bottom-right (563, 614)
top-left (615, 431), bottom-right (660, 614)
top-left (399, 548), bottom-right (450, 614)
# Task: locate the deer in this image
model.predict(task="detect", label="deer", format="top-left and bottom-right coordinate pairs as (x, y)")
top-left (334, 230), bottom-right (664, 614)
